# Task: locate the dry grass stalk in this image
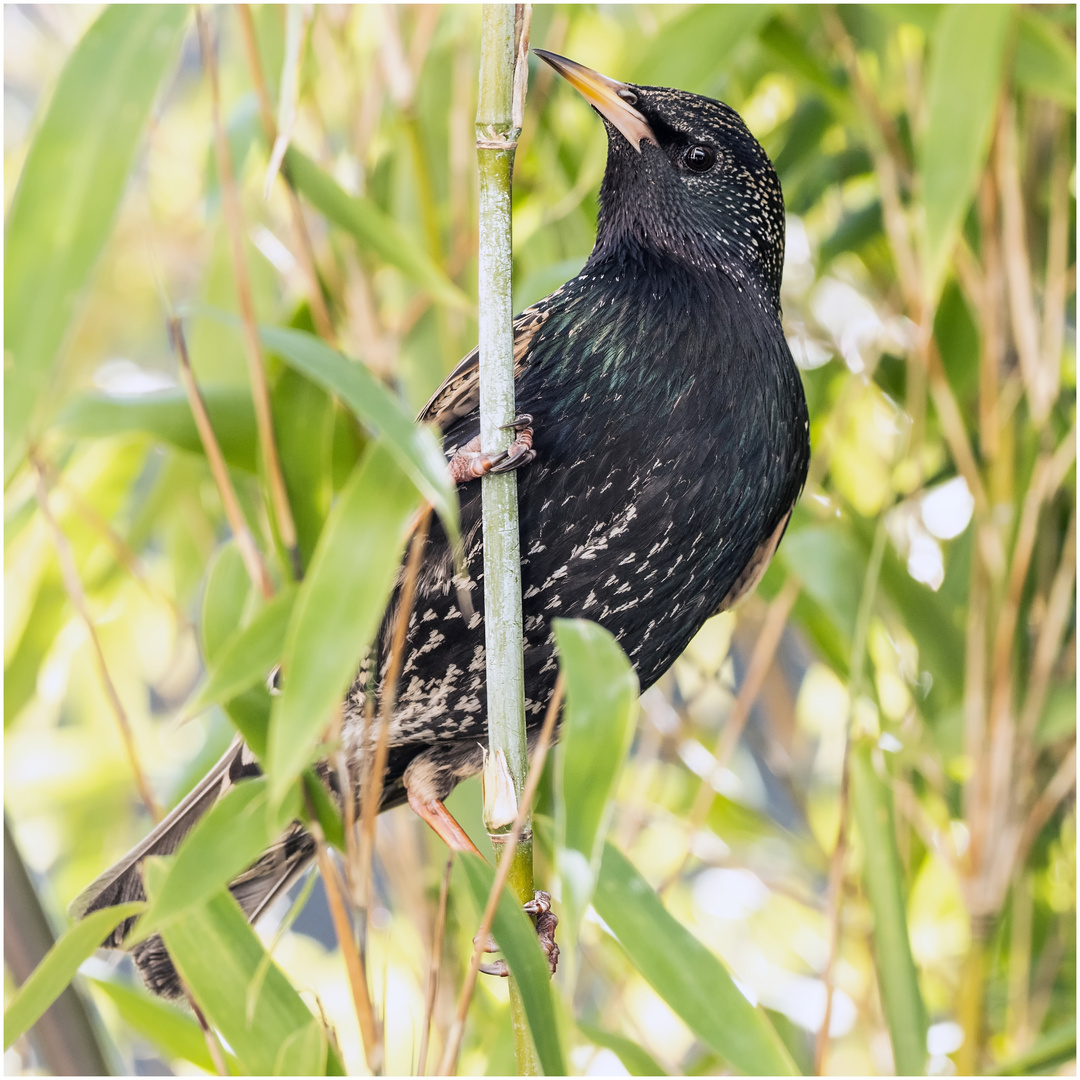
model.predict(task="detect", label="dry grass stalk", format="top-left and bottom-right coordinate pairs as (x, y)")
top-left (169, 318), bottom-right (275, 600)
top-left (235, 3), bottom-right (334, 342)
top-left (437, 673), bottom-right (564, 1078)
top-left (356, 506), bottom-right (433, 910)
top-left (312, 819), bottom-right (383, 1074)
top-left (417, 853), bottom-right (454, 1075)
top-left (196, 7), bottom-right (302, 580)
top-left (32, 457), bottom-right (163, 823)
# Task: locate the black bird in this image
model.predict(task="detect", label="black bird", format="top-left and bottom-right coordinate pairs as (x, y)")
top-left (73, 52), bottom-right (809, 997)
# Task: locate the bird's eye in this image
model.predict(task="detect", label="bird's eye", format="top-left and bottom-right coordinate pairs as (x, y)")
top-left (684, 145), bottom-right (717, 173)
top-left (617, 88), bottom-right (638, 105)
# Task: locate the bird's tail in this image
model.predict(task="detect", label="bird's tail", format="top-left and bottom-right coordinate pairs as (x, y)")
top-left (69, 737), bottom-right (316, 999)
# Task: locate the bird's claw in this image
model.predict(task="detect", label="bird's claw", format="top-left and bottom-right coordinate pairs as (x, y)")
top-left (475, 890), bottom-right (559, 978)
top-left (448, 416), bottom-right (536, 485)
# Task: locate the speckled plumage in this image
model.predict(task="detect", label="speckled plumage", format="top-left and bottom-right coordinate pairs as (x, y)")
top-left (73, 60), bottom-right (809, 1000)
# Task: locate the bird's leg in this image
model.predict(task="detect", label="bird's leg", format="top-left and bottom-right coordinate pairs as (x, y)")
top-left (406, 790), bottom-right (483, 856)
top-left (447, 415), bottom-right (535, 485)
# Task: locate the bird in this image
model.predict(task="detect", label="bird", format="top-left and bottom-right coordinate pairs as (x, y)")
top-left (71, 50), bottom-right (810, 999)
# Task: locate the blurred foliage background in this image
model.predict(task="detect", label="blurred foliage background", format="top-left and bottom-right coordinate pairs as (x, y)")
top-left (4, 4), bottom-right (1076, 1076)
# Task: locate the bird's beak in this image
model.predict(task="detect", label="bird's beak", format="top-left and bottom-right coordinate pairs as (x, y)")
top-left (535, 50), bottom-right (655, 152)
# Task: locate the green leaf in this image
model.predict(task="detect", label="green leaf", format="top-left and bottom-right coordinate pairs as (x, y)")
top-left (58, 388), bottom-right (259, 473)
top-left (919, 5), bottom-right (1013, 302)
top-left (988, 1020), bottom-right (1076, 1076)
top-left (197, 313), bottom-right (460, 551)
top-left (134, 779), bottom-right (297, 938)
top-left (553, 619), bottom-right (638, 956)
top-left (850, 741), bottom-right (927, 1076)
top-left (459, 854), bottom-right (567, 1077)
top-left (203, 542), bottom-right (254, 666)
top-left (3, 901), bottom-right (145, 1050)
top-left (578, 1021), bottom-right (668, 1076)
top-left (88, 977), bottom-right (240, 1075)
top-left (4, 5), bottom-right (190, 480)
top-left (145, 861), bottom-right (335, 1076)
top-left (268, 441), bottom-right (422, 798)
top-left (189, 587), bottom-right (297, 716)
top-left (284, 147), bottom-right (470, 311)
top-left (594, 844), bottom-right (798, 1076)
top-left (1014, 9), bottom-right (1076, 106)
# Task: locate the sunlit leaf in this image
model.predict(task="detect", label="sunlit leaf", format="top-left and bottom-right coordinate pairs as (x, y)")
top-left (578, 1021), bottom-right (668, 1076)
top-left (189, 587), bottom-right (297, 716)
top-left (850, 740), bottom-right (927, 1076)
top-left (145, 860), bottom-right (335, 1076)
top-left (4, 4), bottom-right (189, 480)
top-left (284, 147), bottom-right (470, 311)
top-left (594, 844), bottom-right (798, 1076)
top-left (459, 854), bottom-right (567, 1077)
top-left (3, 901), bottom-right (145, 1050)
top-left (59, 388), bottom-right (259, 473)
top-left (268, 441), bottom-right (422, 799)
top-left (203, 541), bottom-right (257, 666)
top-left (88, 977), bottom-right (240, 1075)
top-left (919, 5), bottom-right (1013, 301)
top-left (133, 779), bottom-right (298, 939)
top-left (553, 618), bottom-right (638, 959)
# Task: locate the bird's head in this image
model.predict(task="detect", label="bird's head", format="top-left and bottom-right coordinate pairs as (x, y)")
top-left (536, 50), bottom-right (785, 308)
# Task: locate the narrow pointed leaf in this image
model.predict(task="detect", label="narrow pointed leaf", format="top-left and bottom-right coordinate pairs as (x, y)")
top-left (4, 4), bottom-right (189, 479)
top-left (595, 843), bottom-right (798, 1076)
top-left (919, 5), bottom-right (1012, 302)
top-left (3, 901), bottom-right (145, 1050)
top-left (145, 861), bottom-right (335, 1076)
top-left (133, 779), bottom-right (298, 938)
top-left (58, 388), bottom-right (259, 473)
top-left (850, 740), bottom-right (927, 1076)
top-left (88, 977), bottom-right (241, 1075)
top-left (459, 854), bottom-right (567, 1076)
top-left (268, 441), bottom-right (422, 798)
top-left (203, 542), bottom-right (255, 664)
top-left (189, 587), bottom-right (297, 715)
top-left (578, 1021), bottom-right (668, 1076)
top-left (284, 147), bottom-right (470, 311)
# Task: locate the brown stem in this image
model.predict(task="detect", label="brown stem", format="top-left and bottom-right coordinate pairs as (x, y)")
top-left (32, 456), bottom-right (163, 822)
top-left (196, 7), bottom-right (302, 580)
top-left (312, 819), bottom-right (384, 1074)
top-left (357, 507), bottom-right (433, 910)
top-left (437, 674), bottom-right (564, 1078)
top-left (418, 853), bottom-right (454, 1076)
top-left (169, 318), bottom-right (275, 600)
top-left (235, 3), bottom-right (335, 342)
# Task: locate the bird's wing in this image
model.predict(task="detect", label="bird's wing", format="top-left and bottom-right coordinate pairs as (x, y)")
top-left (417, 304), bottom-right (550, 431)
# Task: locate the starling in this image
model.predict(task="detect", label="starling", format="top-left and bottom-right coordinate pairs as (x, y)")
top-left (72, 52), bottom-right (810, 997)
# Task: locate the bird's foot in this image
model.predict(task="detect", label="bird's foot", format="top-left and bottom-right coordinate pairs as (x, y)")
top-left (476, 890), bottom-right (559, 977)
top-left (447, 415), bottom-right (536, 485)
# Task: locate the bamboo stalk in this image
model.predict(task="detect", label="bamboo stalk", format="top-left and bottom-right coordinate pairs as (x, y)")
top-left (474, 6), bottom-right (535, 1074)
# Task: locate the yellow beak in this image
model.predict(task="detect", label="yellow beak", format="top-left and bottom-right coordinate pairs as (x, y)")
top-left (535, 50), bottom-right (655, 152)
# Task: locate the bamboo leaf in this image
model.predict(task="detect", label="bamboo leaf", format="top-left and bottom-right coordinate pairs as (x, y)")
top-left (553, 619), bottom-right (638, 950)
top-left (919, 5), bottom-right (1013, 302)
top-left (284, 147), bottom-right (470, 311)
top-left (58, 388), bottom-right (259, 473)
top-left (3, 901), bottom-right (145, 1050)
top-left (88, 977), bottom-right (241, 1075)
top-left (203, 542), bottom-right (254, 665)
top-left (189, 588), bottom-right (297, 716)
top-left (578, 1021), bottom-right (668, 1076)
top-left (268, 441), bottom-right (422, 799)
top-left (459, 854), bottom-right (567, 1077)
top-left (145, 860), bottom-right (335, 1076)
top-left (133, 779), bottom-right (298, 939)
top-left (4, 4), bottom-right (189, 480)
top-left (1014, 9), bottom-right (1076, 106)
top-left (594, 843), bottom-right (798, 1076)
top-left (850, 740), bottom-right (928, 1076)
top-left (196, 312), bottom-right (460, 551)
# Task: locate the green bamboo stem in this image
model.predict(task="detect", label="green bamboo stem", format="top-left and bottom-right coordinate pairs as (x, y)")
top-left (475, 5), bottom-right (536, 1075)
